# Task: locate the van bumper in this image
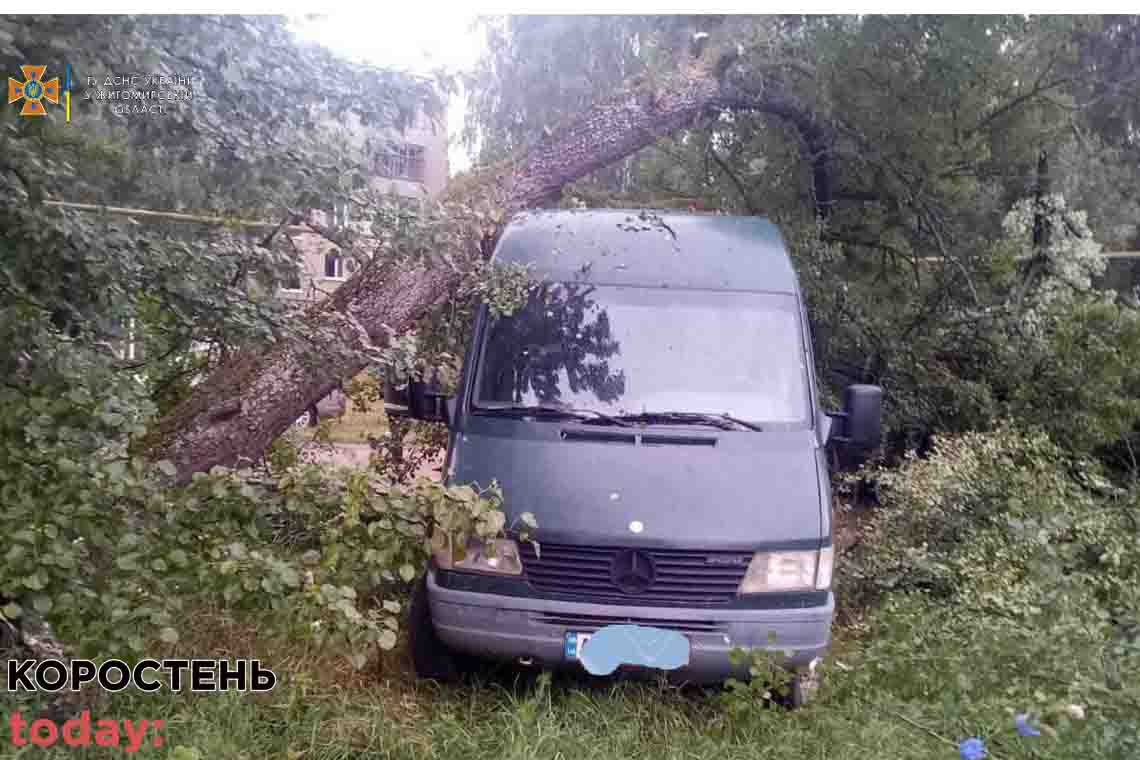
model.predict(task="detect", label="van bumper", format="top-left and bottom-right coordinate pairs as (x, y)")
top-left (426, 569), bottom-right (833, 683)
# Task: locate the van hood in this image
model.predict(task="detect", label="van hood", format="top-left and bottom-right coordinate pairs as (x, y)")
top-left (448, 422), bottom-right (826, 551)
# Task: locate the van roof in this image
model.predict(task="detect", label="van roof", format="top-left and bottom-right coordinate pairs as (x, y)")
top-left (492, 209), bottom-right (798, 293)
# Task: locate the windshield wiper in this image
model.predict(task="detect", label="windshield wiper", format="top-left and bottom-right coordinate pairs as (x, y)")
top-left (473, 404), bottom-right (633, 427)
top-left (599, 411), bottom-right (763, 432)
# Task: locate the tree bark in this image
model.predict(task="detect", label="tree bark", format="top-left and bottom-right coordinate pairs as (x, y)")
top-left (150, 52), bottom-right (831, 481)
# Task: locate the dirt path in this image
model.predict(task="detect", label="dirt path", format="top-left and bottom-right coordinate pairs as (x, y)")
top-left (300, 442), bottom-right (444, 481)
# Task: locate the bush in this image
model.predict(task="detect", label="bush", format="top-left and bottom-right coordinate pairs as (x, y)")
top-left (1, 390), bottom-right (516, 667)
top-left (839, 426), bottom-right (1140, 735)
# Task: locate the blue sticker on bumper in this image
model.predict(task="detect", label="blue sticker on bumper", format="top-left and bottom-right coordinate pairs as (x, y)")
top-left (577, 625), bottom-right (690, 675)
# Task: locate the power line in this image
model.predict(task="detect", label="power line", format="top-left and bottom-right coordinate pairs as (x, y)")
top-left (43, 200), bottom-right (313, 233)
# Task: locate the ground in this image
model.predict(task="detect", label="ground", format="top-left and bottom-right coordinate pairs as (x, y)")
top-left (4, 609), bottom-right (1099, 760)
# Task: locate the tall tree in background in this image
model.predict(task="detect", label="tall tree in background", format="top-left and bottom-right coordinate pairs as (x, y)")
top-left (2, 15), bottom-right (442, 416)
top-left (5, 14), bottom-right (1140, 480)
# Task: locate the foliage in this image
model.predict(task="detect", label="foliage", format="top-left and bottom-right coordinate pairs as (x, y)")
top-left (0, 16), bottom-right (440, 215)
top-left (367, 416), bottom-right (448, 486)
top-left (840, 426), bottom-right (1140, 737)
top-left (0, 17), bottom-right (511, 664)
top-left (0, 15), bottom-right (443, 419)
top-left (792, 192), bottom-right (1140, 459)
top-left (720, 646), bottom-right (796, 713)
top-left (0, 11), bottom-right (573, 665)
top-left (1, 405), bottom-right (515, 665)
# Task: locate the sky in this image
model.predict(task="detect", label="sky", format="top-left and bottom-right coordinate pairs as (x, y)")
top-left (291, 12), bottom-right (487, 175)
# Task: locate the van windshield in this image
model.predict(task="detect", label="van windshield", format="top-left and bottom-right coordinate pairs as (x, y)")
top-left (473, 283), bottom-right (811, 429)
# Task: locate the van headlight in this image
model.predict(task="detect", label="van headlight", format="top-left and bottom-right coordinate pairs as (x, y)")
top-left (433, 538), bottom-right (523, 576)
top-left (738, 546), bottom-right (833, 593)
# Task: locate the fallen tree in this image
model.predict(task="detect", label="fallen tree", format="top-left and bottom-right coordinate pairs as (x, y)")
top-left (149, 44), bottom-right (835, 481)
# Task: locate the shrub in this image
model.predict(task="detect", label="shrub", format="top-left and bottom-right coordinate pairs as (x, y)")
top-left (1, 393), bottom-right (517, 668)
top-left (839, 426), bottom-right (1140, 731)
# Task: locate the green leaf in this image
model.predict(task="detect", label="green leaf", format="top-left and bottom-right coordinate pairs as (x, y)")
top-left (32, 595), bottom-right (53, 614)
top-left (159, 627), bottom-right (180, 644)
top-left (378, 630), bottom-right (398, 650)
top-left (157, 460), bottom-right (178, 478)
top-left (106, 459), bottom-right (127, 480)
top-left (22, 572), bottom-right (47, 591)
top-left (398, 564), bottom-right (416, 582)
top-left (1, 602), bottom-right (22, 620)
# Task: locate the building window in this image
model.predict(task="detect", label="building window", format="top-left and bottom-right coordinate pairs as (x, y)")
top-left (112, 318), bottom-right (142, 361)
top-left (282, 263), bottom-right (303, 291)
top-left (323, 254), bottom-right (356, 280)
top-left (324, 253), bottom-right (343, 279)
top-left (377, 142), bottom-right (426, 183)
top-left (331, 201), bottom-right (350, 229)
top-left (125, 318), bottom-right (138, 361)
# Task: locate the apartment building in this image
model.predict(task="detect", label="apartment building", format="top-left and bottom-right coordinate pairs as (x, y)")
top-left (280, 106), bottom-right (449, 308)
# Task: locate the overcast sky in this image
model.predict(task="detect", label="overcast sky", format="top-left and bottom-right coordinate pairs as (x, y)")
top-left (292, 12), bottom-right (486, 174)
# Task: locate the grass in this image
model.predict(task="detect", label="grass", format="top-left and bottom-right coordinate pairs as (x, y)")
top-left (0, 663), bottom-right (1102, 760)
top-left (323, 405), bottom-right (389, 444)
top-left (2, 610), bottom-right (1119, 760)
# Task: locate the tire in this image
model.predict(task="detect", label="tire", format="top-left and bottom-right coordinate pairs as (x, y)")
top-left (407, 573), bottom-right (463, 683)
top-left (788, 669), bottom-right (820, 709)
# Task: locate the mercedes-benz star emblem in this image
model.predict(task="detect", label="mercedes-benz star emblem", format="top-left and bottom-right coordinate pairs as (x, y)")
top-left (611, 549), bottom-right (655, 594)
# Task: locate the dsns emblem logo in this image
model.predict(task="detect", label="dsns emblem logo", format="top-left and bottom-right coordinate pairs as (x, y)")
top-left (8, 65), bottom-right (61, 117)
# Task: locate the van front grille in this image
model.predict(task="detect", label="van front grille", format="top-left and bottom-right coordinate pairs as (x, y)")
top-left (518, 542), bottom-right (750, 607)
top-left (532, 611), bottom-right (725, 633)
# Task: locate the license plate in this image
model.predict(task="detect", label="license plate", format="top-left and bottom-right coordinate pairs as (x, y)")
top-left (563, 625), bottom-right (691, 675)
top-left (563, 631), bottom-right (592, 660)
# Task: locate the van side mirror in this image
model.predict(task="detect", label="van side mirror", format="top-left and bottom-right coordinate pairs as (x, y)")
top-left (828, 384), bottom-right (882, 465)
top-left (408, 373), bottom-right (451, 425)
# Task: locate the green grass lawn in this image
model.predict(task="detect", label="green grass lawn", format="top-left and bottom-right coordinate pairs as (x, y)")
top-left (1, 663), bottom-right (1105, 760)
top-left (3, 612), bottom-right (1121, 760)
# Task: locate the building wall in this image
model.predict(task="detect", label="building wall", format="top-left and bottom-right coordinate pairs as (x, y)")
top-left (277, 220), bottom-right (369, 307)
top-left (279, 105), bottom-right (448, 308)
top-left (374, 107), bottom-right (449, 198)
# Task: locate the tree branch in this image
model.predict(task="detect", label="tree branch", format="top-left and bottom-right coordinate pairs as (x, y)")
top-left (708, 146), bottom-right (760, 214)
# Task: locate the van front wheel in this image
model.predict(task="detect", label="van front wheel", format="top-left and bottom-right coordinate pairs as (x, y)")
top-left (408, 572), bottom-right (465, 683)
top-left (788, 669), bottom-right (820, 709)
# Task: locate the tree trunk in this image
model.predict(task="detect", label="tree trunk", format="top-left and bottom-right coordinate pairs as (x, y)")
top-left (149, 51), bottom-right (831, 481)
